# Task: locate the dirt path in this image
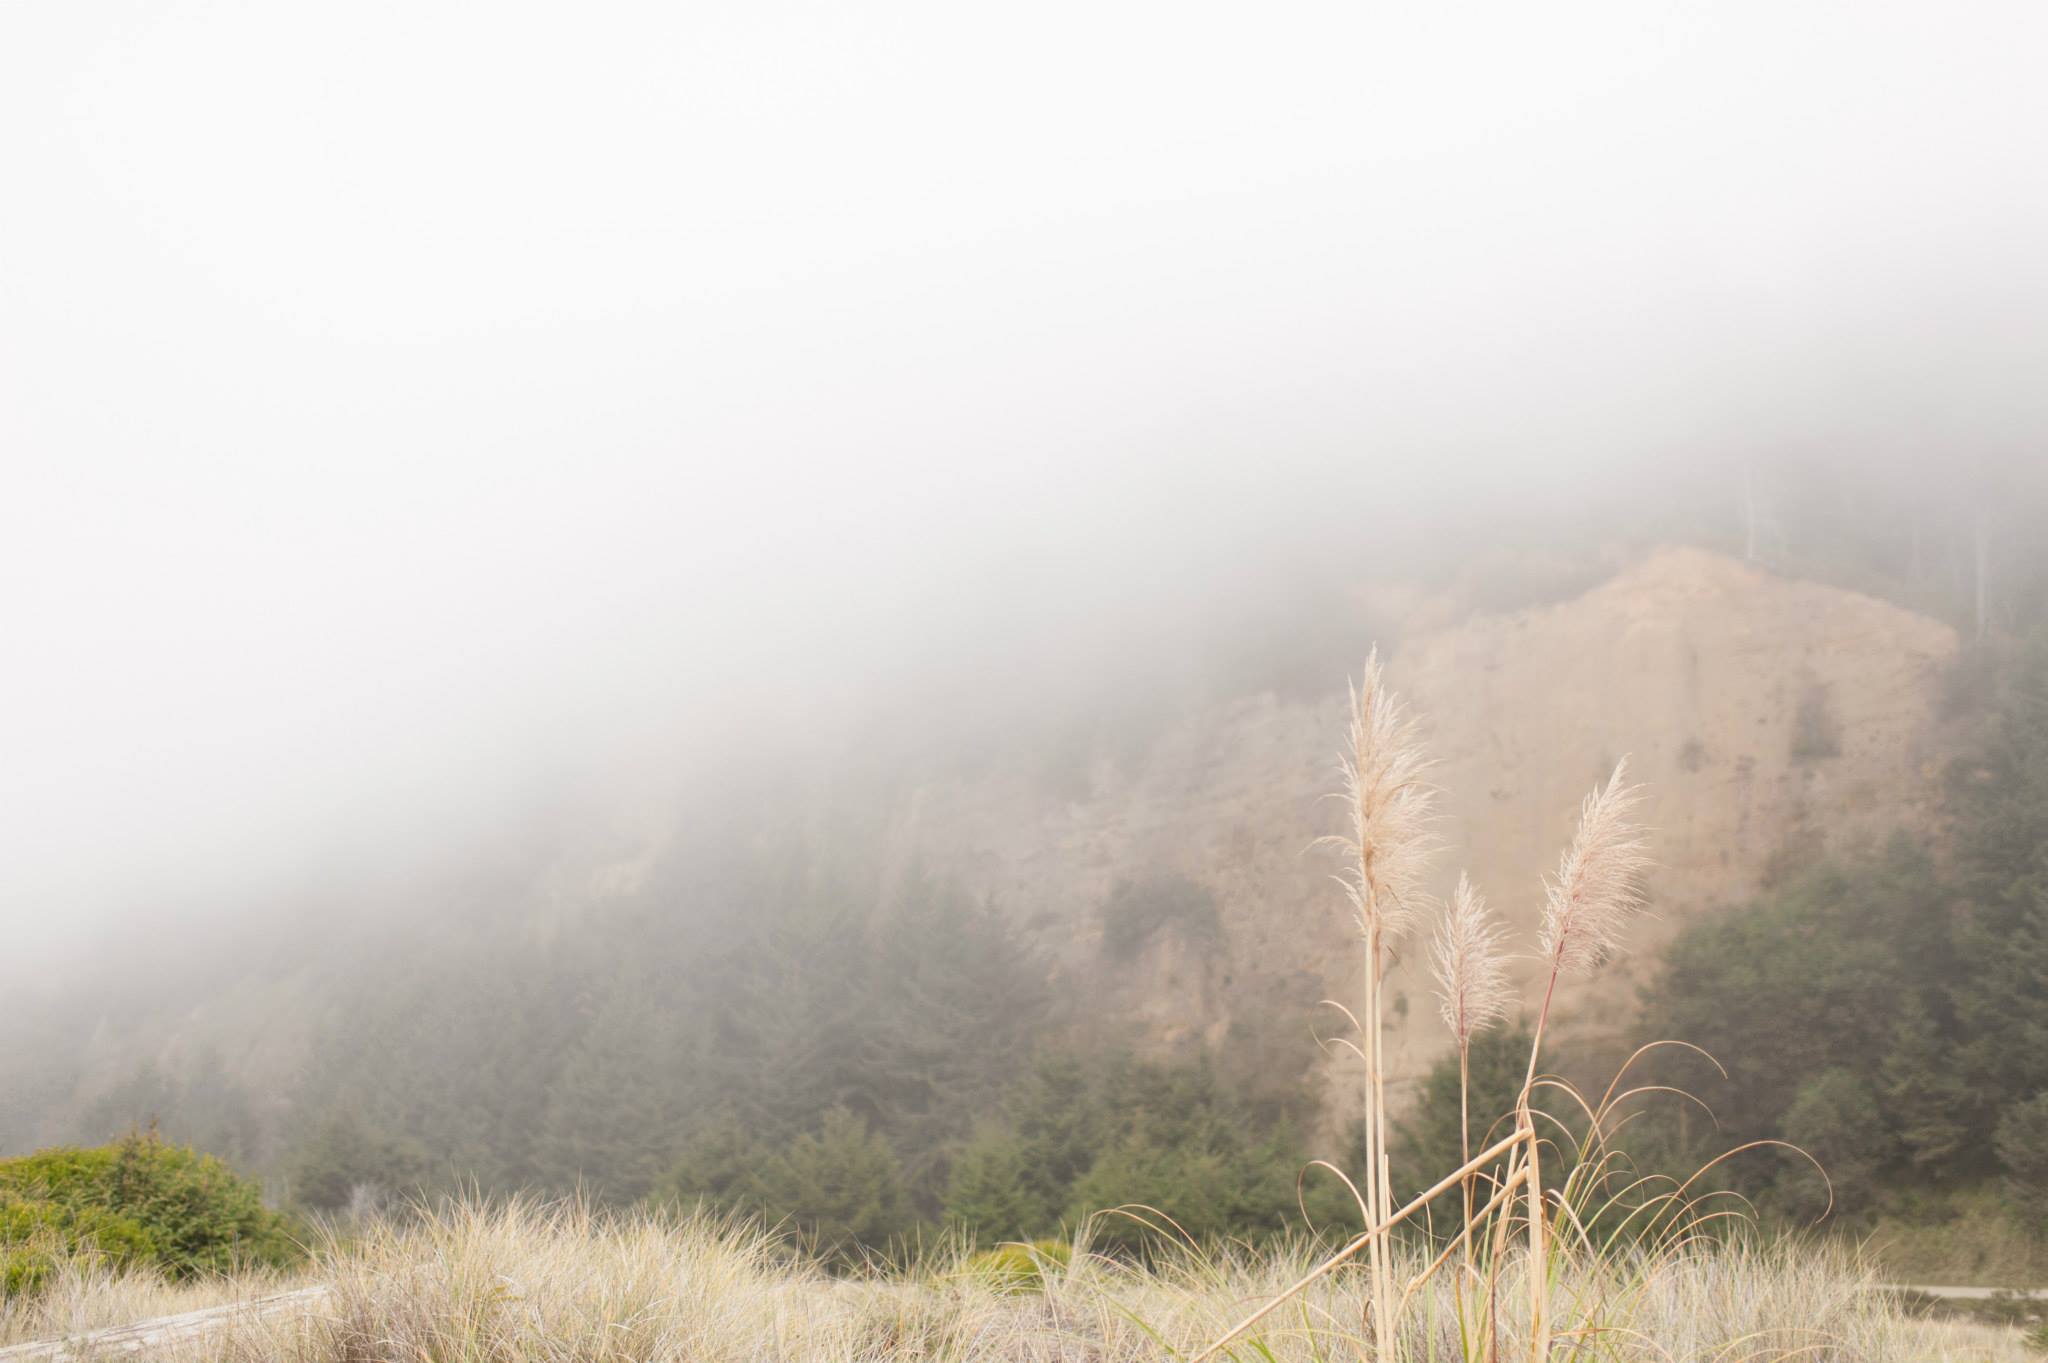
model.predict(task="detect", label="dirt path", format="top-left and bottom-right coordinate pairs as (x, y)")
top-left (1885, 1284), bottom-right (2046, 1301)
top-left (0, 1286), bottom-right (330, 1362)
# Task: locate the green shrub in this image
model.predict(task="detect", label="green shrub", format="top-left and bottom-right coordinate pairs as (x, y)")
top-left (1, 1197), bottom-right (154, 1296)
top-left (0, 1129), bottom-right (300, 1289)
top-left (961, 1237), bottom-right (1071, 1291)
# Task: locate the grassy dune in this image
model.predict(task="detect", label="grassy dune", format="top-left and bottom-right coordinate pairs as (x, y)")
top-left (2, 1198), bottom-right (2031, 1362)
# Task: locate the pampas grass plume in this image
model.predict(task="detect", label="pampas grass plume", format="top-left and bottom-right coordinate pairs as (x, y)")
top-left (1537, 757), bottom-right (1650, 975)
top-left (1322, 648), bottom-right (1438, 939)
top-left (1431, 872), bottom-right (1513, 1045)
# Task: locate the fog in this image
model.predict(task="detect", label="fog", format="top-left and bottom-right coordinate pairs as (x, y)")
top-left (4, 1), bottom-right (2047, 980)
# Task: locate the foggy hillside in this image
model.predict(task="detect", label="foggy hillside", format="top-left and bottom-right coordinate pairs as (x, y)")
top-left (3, 472), bottom-right (2037, 1163)
top-left (6, 0), bottom-right (2048, 1288)
top-left (2, 452), bottom-right (2045, 1279)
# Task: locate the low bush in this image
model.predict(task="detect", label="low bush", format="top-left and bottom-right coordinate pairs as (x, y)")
top-left (961, 1237), bottom-right (1071, 1291)
top-left (0, 1129), bottom-right (300, 1294)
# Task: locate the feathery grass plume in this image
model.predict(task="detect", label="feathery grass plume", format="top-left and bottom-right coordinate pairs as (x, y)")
top-left (1430, 873), bottom-right (1512, 1045)
top-left (1323, 649), bottom-right (1438, 940)
top-left (1430, 871), bottom-right (1513, 1286)
top-left (1536, 757), bottom-right (1650, 976)
top-left (1316, 649), bottom-right (1438, 1351)
top-left (1515, 757), bottom-right (1648, 1363)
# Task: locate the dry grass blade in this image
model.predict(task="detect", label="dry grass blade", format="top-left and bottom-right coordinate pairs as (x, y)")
top-left (1187, 1128), bottom-right (1532, 1363)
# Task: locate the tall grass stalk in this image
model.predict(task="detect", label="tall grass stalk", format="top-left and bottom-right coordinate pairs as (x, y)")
top-left (1321, 650), bottom-right (1438, 1351)
top-left (1208, 669), bottom-right (1659, 1363)
top-left (1513, 758), bottom-right (1648, 1363)
top-left (1430, 872), bottom-right (1511, 1270)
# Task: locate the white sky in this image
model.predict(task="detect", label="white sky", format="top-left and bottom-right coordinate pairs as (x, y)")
top-left (4, 1), bottom-right (2046, 969)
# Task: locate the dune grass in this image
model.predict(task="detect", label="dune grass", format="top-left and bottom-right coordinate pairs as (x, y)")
top-left (0, 1248), bottom-right (300, 1349)
top-left (3, 1197), bottom-right (2027, 1362)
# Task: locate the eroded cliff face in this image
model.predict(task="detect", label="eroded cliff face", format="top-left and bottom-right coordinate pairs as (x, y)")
top-left (888, 547), bottom-right (1959, 1120)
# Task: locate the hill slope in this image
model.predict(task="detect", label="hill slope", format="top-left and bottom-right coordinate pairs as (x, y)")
top-left (6, 546), bottom-right (1964, 1162)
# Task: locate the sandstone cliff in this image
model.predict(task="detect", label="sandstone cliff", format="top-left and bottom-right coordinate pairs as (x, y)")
top-left (888, 547), bottom-right (1959, 1119)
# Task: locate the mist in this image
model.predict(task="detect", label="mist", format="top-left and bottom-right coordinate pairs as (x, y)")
top-left (6, 0), bottom-right (2048, 986)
